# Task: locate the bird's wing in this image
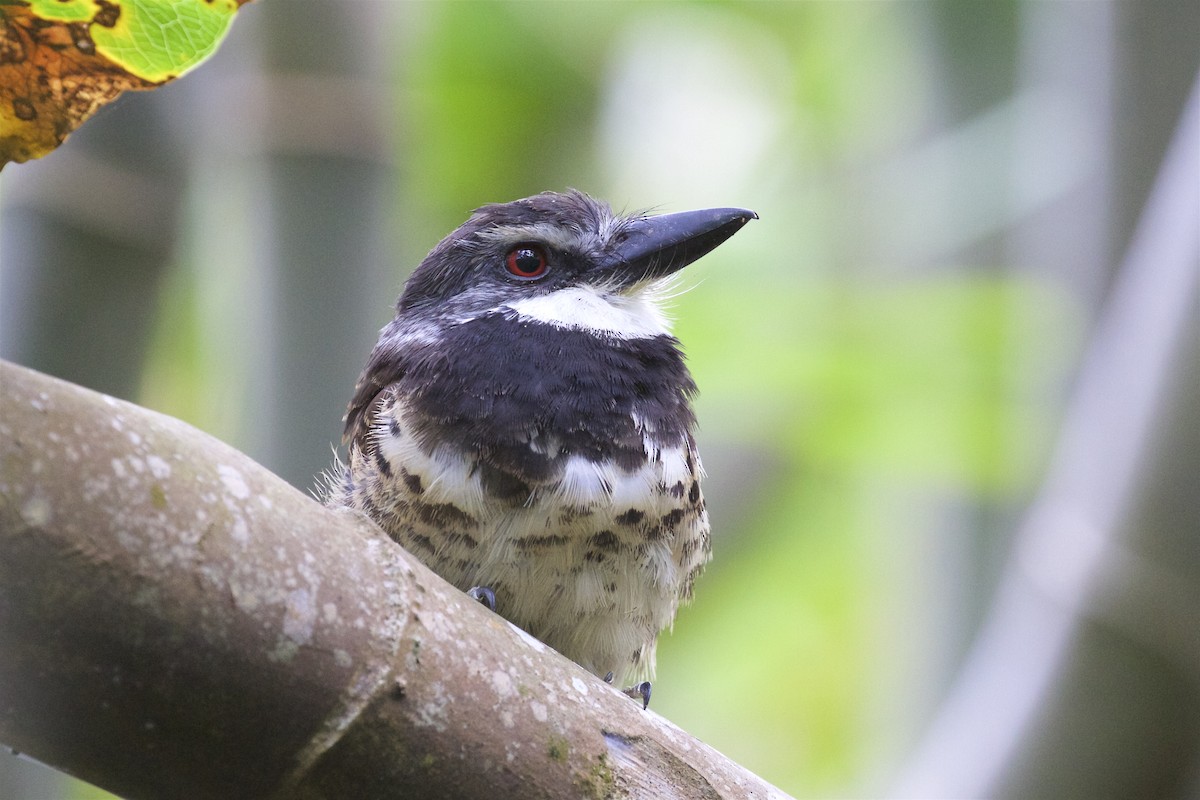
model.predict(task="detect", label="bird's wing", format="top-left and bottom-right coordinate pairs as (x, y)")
top-left (343, 347), bottom-right (406, 446)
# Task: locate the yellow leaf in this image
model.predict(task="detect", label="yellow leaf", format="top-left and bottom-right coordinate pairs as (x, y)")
top-left (0, 0), bottom-right (248, 167)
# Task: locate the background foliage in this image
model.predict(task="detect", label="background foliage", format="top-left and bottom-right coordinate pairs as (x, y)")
top-left (1, 1), bottom-right (1197, 798)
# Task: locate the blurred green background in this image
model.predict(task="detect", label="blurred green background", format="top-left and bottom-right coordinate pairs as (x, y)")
top-left (2, 1), bottom-right (1197, 798)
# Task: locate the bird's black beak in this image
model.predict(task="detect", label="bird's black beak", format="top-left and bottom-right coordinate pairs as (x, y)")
top-left (595, 206), bottom-right (758, 287)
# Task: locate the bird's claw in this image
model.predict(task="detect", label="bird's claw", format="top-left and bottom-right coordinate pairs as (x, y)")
top-left (603, 671), bottom-right (650, 709)
top-left (466, 586), bottom-right (496, 612)
top-left (622, 680), bottom-right (652, 710)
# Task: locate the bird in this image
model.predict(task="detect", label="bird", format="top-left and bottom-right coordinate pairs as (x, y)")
top-left (326, 190), bottom-right (755, 706)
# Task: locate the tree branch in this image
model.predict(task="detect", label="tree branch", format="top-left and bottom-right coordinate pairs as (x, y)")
top-left (0, 360), bottom-right (790, 800)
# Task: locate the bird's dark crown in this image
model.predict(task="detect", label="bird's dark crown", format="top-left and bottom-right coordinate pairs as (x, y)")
top-left (397, 190), bottom-right (642, 318)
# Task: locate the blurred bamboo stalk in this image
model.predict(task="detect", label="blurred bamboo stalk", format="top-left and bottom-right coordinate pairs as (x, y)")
top-left (892, 71), bottom-right (1200, 799)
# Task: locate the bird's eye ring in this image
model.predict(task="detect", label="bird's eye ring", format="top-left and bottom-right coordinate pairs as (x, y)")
top-left (505, 244), bottom-right (548, 280)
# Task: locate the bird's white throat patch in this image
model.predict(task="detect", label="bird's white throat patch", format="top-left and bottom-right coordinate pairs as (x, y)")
top-left (503, 285), bottom-right (672, 339)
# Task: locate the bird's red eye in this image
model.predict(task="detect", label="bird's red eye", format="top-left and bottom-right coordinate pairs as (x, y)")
top-left (505, 244), bottom-right (548, 279)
